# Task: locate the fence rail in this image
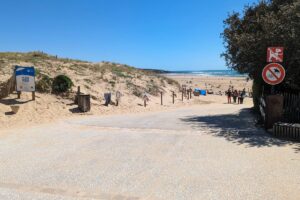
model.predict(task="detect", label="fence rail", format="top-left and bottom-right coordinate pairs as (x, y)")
top-left (273, 122), bottom-right (300, 140)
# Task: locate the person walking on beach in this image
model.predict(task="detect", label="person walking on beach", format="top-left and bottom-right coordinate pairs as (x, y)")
top-left (238, 91), bottom-right (242, 104)
top-left (233, 90), bottom-right (238, 103)
top-left (240, 88), bottom-right (246, 104)
top-left (227, 88), bottom-right (232, 104)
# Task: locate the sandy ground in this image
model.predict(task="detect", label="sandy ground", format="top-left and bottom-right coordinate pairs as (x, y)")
top-left (166, 75), bottom-right (253, 94)
top-left (0, 75), bottom-right (253, 130)
top-left (0, 103), bottom-right (299, 200)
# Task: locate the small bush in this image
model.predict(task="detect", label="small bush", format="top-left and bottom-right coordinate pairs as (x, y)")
top-left (35, 68), bottom-right (41, 77)
top-left (36, 75), bottom-right (53, 93)
top-left (109, 80), bottom-right (116, 87)
top-left (147, 83), bottom-right (160, 96)
top-left (52, 75), bottom-right (73, 93)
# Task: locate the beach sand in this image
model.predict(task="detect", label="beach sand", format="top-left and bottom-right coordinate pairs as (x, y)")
top-left (166, 74), bottom-right (253, 95)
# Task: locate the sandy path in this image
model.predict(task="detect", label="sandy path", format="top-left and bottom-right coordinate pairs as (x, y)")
top-left (0, 103), bottom-right (299, 200)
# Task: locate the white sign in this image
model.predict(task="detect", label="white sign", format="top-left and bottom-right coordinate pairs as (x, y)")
top-left (267, 47), bottom-right (284, 63)
top-left (15, 66), bottom-right (35, 92)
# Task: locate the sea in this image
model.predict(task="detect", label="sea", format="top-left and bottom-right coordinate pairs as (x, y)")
top-left (165, 70), bottom-right (247, 77)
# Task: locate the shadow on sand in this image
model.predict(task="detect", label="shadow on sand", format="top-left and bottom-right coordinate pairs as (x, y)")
top-left (0, 98), bottom-right (32, 105)
top-left (180, 108), bottom-right (299, 153)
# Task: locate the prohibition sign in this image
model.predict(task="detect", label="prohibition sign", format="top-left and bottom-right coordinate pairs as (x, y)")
top-left (262, 63), bottom-right (285, 85)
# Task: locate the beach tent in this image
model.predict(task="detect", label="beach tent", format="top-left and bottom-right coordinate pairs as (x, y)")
top-left (200, 90), bottom-right (206, 96)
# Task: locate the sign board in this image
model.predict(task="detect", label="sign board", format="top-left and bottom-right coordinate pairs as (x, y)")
top-left (267, 47), bottom-right (284, 63)
top-left (15, 66), bottom-right (35, 92)
top-left (262, 63), bottom-right (285, 85)
top-left (143, 93), bottom-right (149, 101)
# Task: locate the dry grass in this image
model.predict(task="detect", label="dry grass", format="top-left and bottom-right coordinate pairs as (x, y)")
top-left (0, 52), bottom-right (180, 101)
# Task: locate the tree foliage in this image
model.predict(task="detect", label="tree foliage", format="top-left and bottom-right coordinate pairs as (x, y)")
top-left (222, 0), bottom-right (300, 93)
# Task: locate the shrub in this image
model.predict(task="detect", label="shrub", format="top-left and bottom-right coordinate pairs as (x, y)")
top-left (147, 83), bottom-right (160, 96)
top-left (52, 75), bottom-right (73, 93)
top-left (36, 75), bottom-right (53, 93)
top-left (109, 80), bottom-right (116, 87)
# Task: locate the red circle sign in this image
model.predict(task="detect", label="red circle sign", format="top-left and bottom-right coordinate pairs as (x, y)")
top-left (262, 63), bottom-right (285, 85)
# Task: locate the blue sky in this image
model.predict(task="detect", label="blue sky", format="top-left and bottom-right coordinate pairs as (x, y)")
top-left (0, 0), bottom-right (257, 70)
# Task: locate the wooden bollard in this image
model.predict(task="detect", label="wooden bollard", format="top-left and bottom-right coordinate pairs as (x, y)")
top-left (160, 91), bottom-right (163, 105)
top-left (17, 91), bottom-right (21, 99)
top-left (172, 91), bottom-right (175, 104)
top-left (143, 94), bottom-right (148, 107)
top-left (75, 86), bottom-right (81, 104)
top-left (116, 91), bottom-right (121, 106)
top-left (182, 90), bottom-right (184, 101)
top-left (32, 91), bottom-right (35, 100)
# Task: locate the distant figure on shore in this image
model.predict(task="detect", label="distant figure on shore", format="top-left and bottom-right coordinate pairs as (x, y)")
top-left (233, 90), bottom-right (238, 103)
top-left (238, 91), bottom-right (242, 104)
top-left (227, 88), bottom-right (232, 104)
top-left (240, 89), bottom-right (246, 104)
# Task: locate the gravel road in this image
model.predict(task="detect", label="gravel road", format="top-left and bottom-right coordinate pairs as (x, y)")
top-left (0, 104), bottom-right (299, 200)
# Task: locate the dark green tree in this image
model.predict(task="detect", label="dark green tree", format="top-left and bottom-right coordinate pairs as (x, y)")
top-left (222, 0), bottom-right (300, 108)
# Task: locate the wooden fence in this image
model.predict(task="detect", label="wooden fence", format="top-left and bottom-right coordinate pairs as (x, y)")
top-left (273, 122), bottom-right (300, 140)
top-left (282, 92), bottom-right (300, 123)
top-left (259, 92), bottom-right (300, 124)
top-left (0, 75), bottom-right (16, 99)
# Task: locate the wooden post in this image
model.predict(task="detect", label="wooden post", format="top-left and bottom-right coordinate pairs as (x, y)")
top-left (182, 90), bottom-right (184, 101)
top-left (17, 91), bottom-right (21, 99)
top-left (190, 89), bottom-right (192, 99)
top-left (32, 91), bottom-right (35, 100)
top-left (160, 91), bottom-right (163, 105)
top-left (75, 86), bottom-right (81, 104)
top-left (144, 99), bottom-right (147, 107)
top-left (172, 91), bottom-right (175, 104)
top-left (116, 91), bottom-right (121, 107)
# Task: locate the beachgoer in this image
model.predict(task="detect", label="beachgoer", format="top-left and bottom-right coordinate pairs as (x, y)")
top-left (238, 91), bottom-right (242, 104)
top-left (240, 89), bottom-right (246, 104)
top-left (233, 90), bottom-right (238, 103)
top-left (227, 88), bottom-right (232, 104)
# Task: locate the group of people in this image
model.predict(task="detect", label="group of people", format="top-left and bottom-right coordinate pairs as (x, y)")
top-left (226, 88), bottom-right (246, 104)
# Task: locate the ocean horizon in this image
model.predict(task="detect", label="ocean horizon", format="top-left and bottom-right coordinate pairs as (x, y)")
top-left (164, 70), bottom-right (247, 77)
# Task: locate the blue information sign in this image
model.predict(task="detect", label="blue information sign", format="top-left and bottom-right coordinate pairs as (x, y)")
top-left (15, 66), bottom-right (35, 92)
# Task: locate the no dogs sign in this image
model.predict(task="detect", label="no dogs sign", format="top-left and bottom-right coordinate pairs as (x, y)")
top-left (267, 47), bottom-right (284, 63)
top-left (262, 63), bottom-right (285, 85)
